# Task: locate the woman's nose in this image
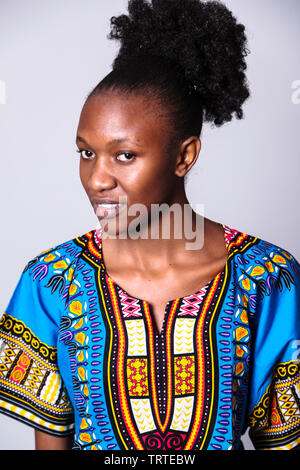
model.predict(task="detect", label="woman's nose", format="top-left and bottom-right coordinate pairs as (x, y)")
top-left (88, 158), bottom-right (116, 191)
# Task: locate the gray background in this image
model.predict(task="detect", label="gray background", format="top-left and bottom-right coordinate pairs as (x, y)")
top-left (0, 0), bottom-right (299, 450)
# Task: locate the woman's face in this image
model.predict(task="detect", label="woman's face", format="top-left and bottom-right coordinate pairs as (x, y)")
top-left (77, 91), bottom-right (190, 237)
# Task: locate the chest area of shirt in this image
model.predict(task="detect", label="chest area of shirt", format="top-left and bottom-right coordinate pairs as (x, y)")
top-left (58, 259), bottom-right (252, 450)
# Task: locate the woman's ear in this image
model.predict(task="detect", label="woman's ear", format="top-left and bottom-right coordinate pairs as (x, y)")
top-left (174, 137), bottom-right (201, 177)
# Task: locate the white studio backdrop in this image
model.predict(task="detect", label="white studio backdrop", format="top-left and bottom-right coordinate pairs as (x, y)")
top-left (0, 0), bottom-right (299, 450)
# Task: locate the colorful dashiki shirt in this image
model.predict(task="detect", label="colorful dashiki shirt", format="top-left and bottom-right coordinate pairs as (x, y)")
top-left (0, 224), bottom-right (300, 451)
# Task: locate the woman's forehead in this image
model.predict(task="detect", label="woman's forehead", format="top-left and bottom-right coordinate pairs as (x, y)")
top-left (77, 92), bottom-right (170, 146)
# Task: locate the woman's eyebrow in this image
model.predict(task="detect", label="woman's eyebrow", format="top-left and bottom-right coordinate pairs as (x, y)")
top-left (76, 135), bottom-right (142, 146)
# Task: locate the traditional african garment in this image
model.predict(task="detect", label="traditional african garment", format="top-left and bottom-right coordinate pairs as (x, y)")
top-left (0, 224), bottom-right (299, 450)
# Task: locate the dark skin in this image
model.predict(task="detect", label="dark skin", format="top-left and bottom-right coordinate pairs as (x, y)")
top-left (35, 90), bottom-right (228, 450)
top-left (34, 431), bottom-right (73, 450)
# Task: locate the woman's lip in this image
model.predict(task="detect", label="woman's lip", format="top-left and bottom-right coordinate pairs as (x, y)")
top-left (94, 202), bottom-right (126, 219)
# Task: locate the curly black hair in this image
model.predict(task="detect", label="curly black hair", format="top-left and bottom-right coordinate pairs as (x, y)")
top-left (88, 0), bottom-right (250, 151)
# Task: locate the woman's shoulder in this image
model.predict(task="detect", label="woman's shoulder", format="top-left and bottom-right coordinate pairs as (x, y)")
top-left (1, 229), bottom-right (97, 345)
top-left (223, 223), bottom-right (299, 305)
top-left (13, 228), bottom-right (98, 310)
top-left (23, 228), bottom-right (96, 271)
top-left (224, 222), bottom-right (299, 267)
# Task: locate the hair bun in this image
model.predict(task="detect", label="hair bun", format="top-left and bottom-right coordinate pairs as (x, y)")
top-left (108, 0), bottom-right (250, 126)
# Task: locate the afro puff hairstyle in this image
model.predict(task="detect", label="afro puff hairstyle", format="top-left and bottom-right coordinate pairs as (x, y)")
top-left (89, 0), bottom-right (250, 149)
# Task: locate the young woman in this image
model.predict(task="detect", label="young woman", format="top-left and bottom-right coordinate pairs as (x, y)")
top-left (0, 0), bottom-right (299, 451)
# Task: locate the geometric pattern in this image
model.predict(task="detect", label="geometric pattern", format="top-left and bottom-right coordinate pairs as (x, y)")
top-left (277, 388), bottom-right (300, 422)
top-left (59, 290), bottom-right (102, 450)
top-left (173, 318), bottom-right (196, 354)
top-left (170, 397), bottom-right (195, 432)
top-left (130, 398), bottom-right (156, 434)
top-left (0, 314), bottom-right (74, 435)
top-left (177, 289), bottom-right (208, 317)
top-left (248, 361), bottom-right (300, 450)
top-left (174, 355), bottom-right (195, 396)
top-left (127, 358), bottom-right (149, 396)
top-left (118, 289), bottom-right (144, 318)
top-left (125, 319), bottom-right (147, 356)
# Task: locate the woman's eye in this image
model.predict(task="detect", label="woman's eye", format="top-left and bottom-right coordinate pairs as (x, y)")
top-left (76, 150), bottom-right (135, 162)
top-left (117, 153), bottom-right (135, 162)
top-left (77, 149), bottom-right (94, 160)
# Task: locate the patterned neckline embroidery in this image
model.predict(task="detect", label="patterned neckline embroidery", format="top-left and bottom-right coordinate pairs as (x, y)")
top-left (92, 224), bottom-right (232, 448)
top-left (94, 223), bottom-right (232, 336)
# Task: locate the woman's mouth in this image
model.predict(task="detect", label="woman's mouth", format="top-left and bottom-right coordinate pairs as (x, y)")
top-left (93, 202), bottom-right (126, 220)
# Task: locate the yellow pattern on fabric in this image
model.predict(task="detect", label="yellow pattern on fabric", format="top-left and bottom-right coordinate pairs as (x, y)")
top-left (127, 358), bottom-right (149, 397)
top-left (0, 313), bottom-right (57, 363)
top-left (249, 360), bottom-right (300, 450)
top-left (0, 314), bottom-right (74, 433)
top-left (174, 356), bottom-right (195, 396)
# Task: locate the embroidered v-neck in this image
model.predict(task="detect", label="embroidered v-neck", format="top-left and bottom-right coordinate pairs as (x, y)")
top-left (94, 223), bottom-right (230, 336)
top-left (91, 223), bottom-right (235, 442)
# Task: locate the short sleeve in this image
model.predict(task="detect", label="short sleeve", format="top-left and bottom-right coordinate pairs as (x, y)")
top-left (0, 247), bottom-right (75, 436)
top-left (247, 248), bottom-right (300, 450)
